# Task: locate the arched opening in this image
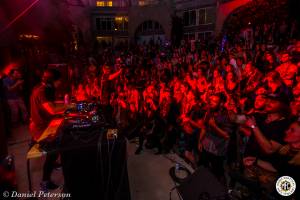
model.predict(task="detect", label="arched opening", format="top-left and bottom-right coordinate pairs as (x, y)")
top-left (135, 20), bottom-right (165, 45)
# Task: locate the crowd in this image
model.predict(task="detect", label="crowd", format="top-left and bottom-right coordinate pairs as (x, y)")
top-left (67, 39), bottom-right (300, 198)
top-left (1, 35), bottom-right (300, 197)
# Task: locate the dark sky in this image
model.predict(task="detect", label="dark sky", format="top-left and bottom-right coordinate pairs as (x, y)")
top-left (0, 0), bottom-right (73, 45)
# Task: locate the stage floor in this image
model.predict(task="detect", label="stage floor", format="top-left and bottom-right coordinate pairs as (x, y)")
top-left (7, 125), bottom-right (192, 200)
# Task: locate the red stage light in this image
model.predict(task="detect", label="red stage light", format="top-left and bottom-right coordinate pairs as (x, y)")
top-left (2, 63), bottom-right (19, 75)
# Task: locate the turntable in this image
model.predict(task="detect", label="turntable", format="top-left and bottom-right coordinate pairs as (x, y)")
top-left (64, 101), bottom-right (106, 129)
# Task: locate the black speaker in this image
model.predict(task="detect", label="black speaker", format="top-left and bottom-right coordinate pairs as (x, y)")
top-left (176, 166), bottom-right (228, 200)
top-left (59, 125), bottom-right (131, 200)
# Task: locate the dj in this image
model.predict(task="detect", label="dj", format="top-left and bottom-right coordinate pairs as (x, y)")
top-left (29, 69), bottom-right (67, 191)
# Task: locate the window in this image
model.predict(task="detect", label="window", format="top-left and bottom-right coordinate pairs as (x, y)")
top-left (206, 7), bottom-right (215, 24)
top-left (124, 17), bottom-right (128, 30)
top-left (96, 1), bottom-right (105, 6)
top-left (183, 33), bottom-right (195, 41)
top-left (197, 31), bottom-right (213, 41)
top-left (96, 17), bottom-right (129, 31)
top-left (183, 12), bottom-right (189, 26)
top-left (138, 0), bottom-right (158, 6)
top-left (114, 16), bottom-right (128, 31)
top-left (183, 10), bottom-right (196, 26)
top-left (115, 17), bottom-right (123, 21)
top-left (136, 21), bottom-right (163, 35)
top-left (138, 0), bottom-right (146, 6)
top-left (101, 19), bottom-right (107, 30)
top-left (190, 10), bottom-right (196, 26)
top-left (96, 18), bottom-right (101, 30)
top-left (106, 18), bottom-right (112, 30)
top-left (96, 1), bottom-right (113, 7)
top-left (107, 1), bottom-right (113, 7)
top-left (198, 7), bottom-right (215, 25)
top-left (96, 18), bottom-right (113, 31)
top-left (199, 9), bottom-right (205, 25)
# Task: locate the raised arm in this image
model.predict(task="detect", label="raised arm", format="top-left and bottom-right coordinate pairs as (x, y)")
top-left (108, 68), bottom-right (123, 80)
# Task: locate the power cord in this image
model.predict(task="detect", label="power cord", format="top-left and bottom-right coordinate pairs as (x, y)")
top-left (169, 186), bottom-right (177, 200)
top-left (105, 134), bottom-right (117, 200)
top-left (165, 154), bottom-right (192, 200)
top-left (169, 165), bottom-right (192, 185)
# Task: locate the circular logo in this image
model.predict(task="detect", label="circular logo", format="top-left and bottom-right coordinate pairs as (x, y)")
top-left (3, 191), bottom-right (9, 198)
top-left (276, 176), bottom-right (296, 196)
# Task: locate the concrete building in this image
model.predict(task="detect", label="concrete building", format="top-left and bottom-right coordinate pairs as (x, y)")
top-left (175, 0), bottom-right (217, 41)
top-left (68, 0), bottom-right (172, 45)
top-left (0, 0), bottom-right (252, 48)
top-left (70, 0), bottom-right (252, 44)
top-left (88, 0), bottom-right (173, 45)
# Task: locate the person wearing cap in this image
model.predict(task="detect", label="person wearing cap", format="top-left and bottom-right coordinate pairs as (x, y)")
top-left (242, 94), bottom-right (291, 191)
top-left (244, 94), bottom-right (290, 153)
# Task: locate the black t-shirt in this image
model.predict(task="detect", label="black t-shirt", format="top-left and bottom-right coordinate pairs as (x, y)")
top-left (30, 84), bottom-right (53, 132)
top-left (244, 117), bottom-right (290, 162)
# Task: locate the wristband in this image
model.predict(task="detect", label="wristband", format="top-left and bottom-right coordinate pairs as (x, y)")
top-left (250, 125), bottom-right (256, 129)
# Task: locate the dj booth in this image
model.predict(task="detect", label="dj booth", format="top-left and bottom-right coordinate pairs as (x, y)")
top-left (27, 102), bottom-right (131, 200)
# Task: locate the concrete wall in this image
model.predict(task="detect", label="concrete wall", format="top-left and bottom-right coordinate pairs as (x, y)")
top-left (175, 0), bottom-right (216, 11)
